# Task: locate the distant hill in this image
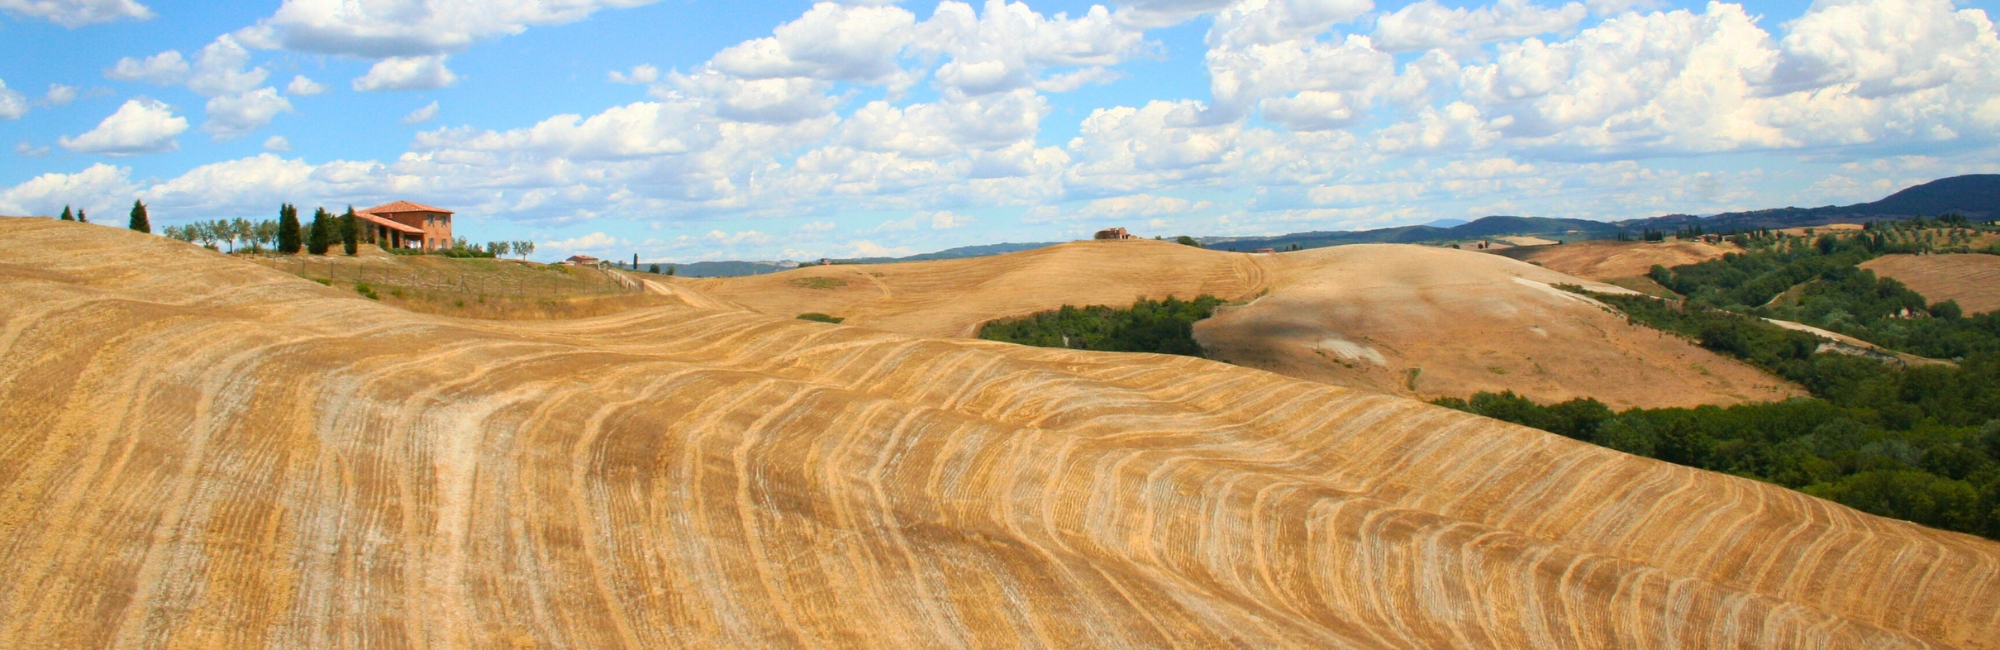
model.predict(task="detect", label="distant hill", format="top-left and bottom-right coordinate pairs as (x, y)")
top-left (833, 241), bottom-right (1058, 265)
top-left (648, 242), bottom-right (1060, 278)
top-left (643, 175), bottom-right (1995, 274)
top-left (1205, 175), bottom-right (1998, 252)
top-left (1200, 216), bottom-right (1617, 251)
top-left (1618, 174), bottom-right (1999, 232)
top-left (658, 260), bottom-right (793, 278)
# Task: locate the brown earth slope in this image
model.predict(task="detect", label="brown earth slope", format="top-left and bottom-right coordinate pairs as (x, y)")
top-left (1496, 239), bottom-right (1737, 281)
top-left (693, 240), bottom-right (1798, 409)
top-left (1193, 245), bottom-right (1800, 408)
top-left (6, 218), bottom-right (1998, 648)
top-left (1862, 253), bottom-right (2000, 315)
top-left (685, 239), bottom-right (1266, 338)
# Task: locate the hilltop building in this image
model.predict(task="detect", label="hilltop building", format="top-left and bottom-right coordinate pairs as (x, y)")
top-left (355, 201), bottom-right (454, 251)
top-left (562, 255), bottom-right (602, 267)
top-left (1094, 227), bottom-right (1135, 240)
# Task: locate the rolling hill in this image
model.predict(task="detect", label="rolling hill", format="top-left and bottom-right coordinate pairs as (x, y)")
top-left (685, 239), bottom-right (1799, 409)
top-left (7, 217), bottom-right (2000, 648)
top-left (1862, 253), bottom-right (2000, 315)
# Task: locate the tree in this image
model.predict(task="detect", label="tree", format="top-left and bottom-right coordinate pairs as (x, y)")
top-left (60, 206), bottom-right (73, 221)
top-left (307, 207), bottom-right (333, 255)
top-left (278, 204), bottom-right (302, 254)
top-left (339, 206), bottom-right (360, 255)
top-left (128, 200), bottom-right (151, 233)
top-left (648, 263), bottom-right (660, 274)
top-left (514, 240), bottom-right (534, 260)
top-left (76, 209), bottom-right (87, 224)
top-left (666, 265), bottom-right (675, 276)
top-left (1175, 235), bottom-right (1202, 248)
top-left (230, 217), bottom-right (252, 253)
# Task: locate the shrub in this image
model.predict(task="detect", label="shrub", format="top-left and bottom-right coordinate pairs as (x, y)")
top-left (797, 313), bottom-right (844, 323)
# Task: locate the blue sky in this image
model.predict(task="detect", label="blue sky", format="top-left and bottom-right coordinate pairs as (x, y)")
top-left (3, 0), bottom-right (1999, 262)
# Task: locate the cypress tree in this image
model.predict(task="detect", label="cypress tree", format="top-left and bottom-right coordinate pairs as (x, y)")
top-left (76, 209), bottom-right (87, 223)
top-left (307, 207), bottom-right (333, 255)
top-left (128, 200), bottom-right (151, 233)
top-left (278, 204), bottom-right (302, 254)
top-left (60, 206), bottom-right (73, 221)
top-left (339, 206), bottom-right (360, 255)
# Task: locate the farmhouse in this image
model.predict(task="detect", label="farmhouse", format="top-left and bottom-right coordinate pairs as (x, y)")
top-left (562, 255), bottom-right (602, 267)
top-left (1094, 227), bottom-right (1135, 240)
top-left (354, 201), bottom-right (454, 251)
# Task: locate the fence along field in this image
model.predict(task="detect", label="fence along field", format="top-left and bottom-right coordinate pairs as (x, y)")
top-left (253, 253), bottom-right (657, 320)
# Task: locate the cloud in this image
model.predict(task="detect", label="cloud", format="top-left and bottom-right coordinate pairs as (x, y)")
top-left (924, 210), bottom-right (972, 229)
top-left (608, 64), bottom-right (659, 84)
top-left (106, 50), bottom-right (190, 85)
top-left (1373, 0), bottom-right (1588, 53)
top-left (875, 209), bottom-right (974, 231)
top-left (59, 98), bottom-right (188, 156)
top-left (846, 239), bottom-right (914, 257)
top-left (402, 101), bottom-right (440, 124)
top-left (665, 70), bottom-right (836, 124)
top-left (542, 231), bottom-right (622, 251)
top-left (203, 88), bottom-right (293, 139)
top-left (39, 84), bottom-right (79, 107)
top-left (0, 0), bottom-right (152, 28)
top-left (709, 2), bottom-right (918, 84)
top-left (798, 220), bottom-right (836, 232)
top-left (286, 75), bottom-right (327, 96)
top-left (245, 0), bottom-right (663, 59)
top-left (188, 35), bottom-right (270, 98)
top-left (839, 89), bottom-right (1049, 157)
top-left (0, 163), bottom-right (139, 217)
top-left (704, 229), bottom-right (769, 245)
top-left (1065, 100), bottom-right (1244, 191)
top-left (1206, 0), bottom-right (1376, 49)
top-left (264, 135), bottom-right (292, 152)
top-left (352, 55), bottom-right (458, 92)
top-left (0, 80), bottom-right (25, 120)
top-left (915, 1), bottom-right (1148, 96)
top-left (16, 142), bottom-right (51, 158)
top-left (1025, 192), bottom-right (1209, 223)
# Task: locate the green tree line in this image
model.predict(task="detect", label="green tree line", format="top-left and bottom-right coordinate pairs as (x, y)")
top-left (979, 295), bottom-right (1227, 356)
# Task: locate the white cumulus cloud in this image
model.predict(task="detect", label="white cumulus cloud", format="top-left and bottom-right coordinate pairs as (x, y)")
top-left (106, 50), bottom-right (191, 85)
top-left (352, 55), bottom-right (458, 92)
top-left (59, 98), bottom-right (188, 156)
top-left (402, 101), bottom-right (439, 124)
top-left (1373, 0), bottom-right (1588, 53)
top-left (0, 163), bottom-right (139, 217)
top-left (0, 79), bottom-right (25, 119)
top-left (204, 88), bottom-right (293, 139)
top-left (286, 75), bottom-right (327, 96)
top-left (0, 0), bottom-right (152, 28)
top-left (245, 0), bottom-right (663, 59)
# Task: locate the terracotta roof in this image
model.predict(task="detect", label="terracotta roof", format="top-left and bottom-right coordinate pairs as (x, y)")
top-left (354, 210), bottom-right (424, 234)
top-left (361, 200), bottom-right (453, 215)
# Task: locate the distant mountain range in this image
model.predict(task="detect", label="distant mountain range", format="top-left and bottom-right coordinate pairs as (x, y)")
top-left (1204, 174), bottom-right (1999, 252)
top-left (656, 242), bottom-right (1060, 278)
top-left (647, 175), bottom-right (1998, 277)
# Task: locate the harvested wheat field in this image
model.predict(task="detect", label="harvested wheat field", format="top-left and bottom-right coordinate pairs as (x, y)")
top-left (694, 239), bottom-right (1796, 409)
top-left (1862, 253), bottom-right (2000, 314)
top-left (6, 217), bottom-right (1994, 648)
top-left (1192, 245), bottom-right (1799, 409)
top-left (1495, 239), bottom-right (1737, 282)
top-left (684, 239), bottom-right (1265, 338)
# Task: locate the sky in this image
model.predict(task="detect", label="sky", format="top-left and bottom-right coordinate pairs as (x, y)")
top-left (2, 0), bottom-right (1999, 263)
